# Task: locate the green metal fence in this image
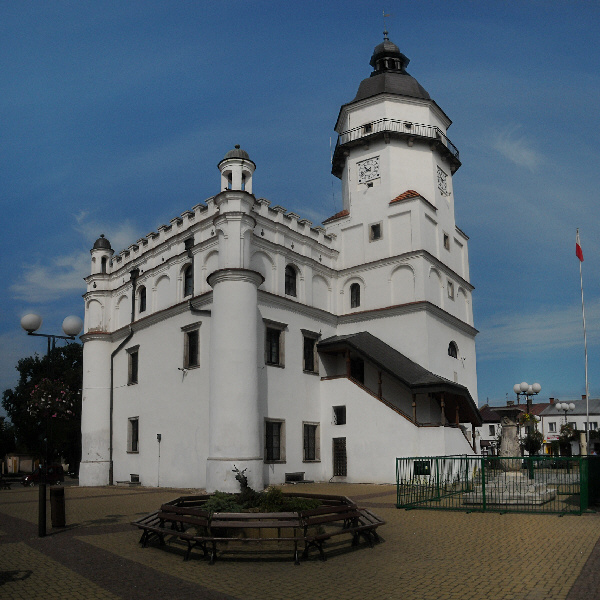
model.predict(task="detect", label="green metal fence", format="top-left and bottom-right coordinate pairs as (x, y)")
top-left (396, 455), bottom-right (600, 514)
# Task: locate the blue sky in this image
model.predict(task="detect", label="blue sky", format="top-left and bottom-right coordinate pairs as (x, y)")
top-left (1, 1), bottom-right (599, 412)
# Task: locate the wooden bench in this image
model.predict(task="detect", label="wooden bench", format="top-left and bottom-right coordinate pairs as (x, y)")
top-left (132, 493), bottom-right (385, 564)
top-left (133, 504), bottom-right (212, 561)
top-left (209, 511), bottom-right (304, 564)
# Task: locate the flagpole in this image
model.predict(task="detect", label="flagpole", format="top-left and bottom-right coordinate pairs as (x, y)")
top-left (577, 229), bottom-right (590, 449)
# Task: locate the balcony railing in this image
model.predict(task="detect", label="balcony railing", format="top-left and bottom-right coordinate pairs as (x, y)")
top-left (336, 117), bottom-right (459, 161)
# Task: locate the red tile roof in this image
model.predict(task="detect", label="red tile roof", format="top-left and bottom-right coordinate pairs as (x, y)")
top-left (390, 190), bottom-right (420, 203)
top-left (322, 209), bottom-right (350, 224)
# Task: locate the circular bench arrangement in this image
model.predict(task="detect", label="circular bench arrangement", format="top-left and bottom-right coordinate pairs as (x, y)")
top-left (132, 491), bottom-right (385, 564)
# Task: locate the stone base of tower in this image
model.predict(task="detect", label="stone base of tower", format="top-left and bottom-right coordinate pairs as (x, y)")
top-left (206, 457), bottom-right (264, 493)
top-left (79, 460), bottom-right (110, 487)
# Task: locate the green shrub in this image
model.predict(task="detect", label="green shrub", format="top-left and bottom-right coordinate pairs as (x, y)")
top-left (203, 491), bottom-right (243, 515)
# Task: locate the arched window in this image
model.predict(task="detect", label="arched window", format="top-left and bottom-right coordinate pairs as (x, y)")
top-left (101, 256), bottom-right (107, 274)
top-left (184, 265), bottom-right (193, 297)
top-left (138, 286), bottom-right (146, 313)
top-left (448, 341), bottom-right (458, 359)
top-left (350, 283), bottom-right (361, 308)
top-left (285, 265), bottom-right (297, 297)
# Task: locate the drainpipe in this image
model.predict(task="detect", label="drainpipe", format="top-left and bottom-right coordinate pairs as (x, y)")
top-left (108, 268), bottom-right (139, 486)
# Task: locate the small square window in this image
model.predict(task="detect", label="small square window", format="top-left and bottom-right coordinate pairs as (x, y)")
top-left (127, 347), bottom-right (139, 385)
top-left (363, 123), bottom-right (372, 134)
top-left (303, 422), bottom-right (320, 462)
top-left (443, 233), bottom-right (450, 251)
top-left (128, 417), bottom-right (139, 453)
top-left (265, 419), bottom-right (285, 463)
top-left (333, 405), bottom-right (346, 425)
top-left (369, 222), bottom-right (382, 242)
top-left (447, 281), bottom-right (454, 300)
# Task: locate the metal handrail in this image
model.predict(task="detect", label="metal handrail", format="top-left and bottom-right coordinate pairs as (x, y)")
top-left (336, 117), bottom-right (459, 160)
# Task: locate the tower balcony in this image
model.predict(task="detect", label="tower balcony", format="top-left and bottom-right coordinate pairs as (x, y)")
top-left (332, 117), bottom-right (461, 178)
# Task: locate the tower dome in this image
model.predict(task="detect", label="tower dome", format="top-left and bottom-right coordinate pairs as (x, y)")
top-left (222, 144), bottom-right (252, 162)
top-left (93, 234), bottom-right (112, 250)
top-left (353, 32), bottom-right (430, 103)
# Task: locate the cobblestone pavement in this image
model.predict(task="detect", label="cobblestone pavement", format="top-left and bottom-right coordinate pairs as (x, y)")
top-left (1, 481), bottom-right (599, 600)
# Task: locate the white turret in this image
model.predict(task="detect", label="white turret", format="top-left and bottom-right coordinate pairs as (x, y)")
top-left (90, 234), bottom-right (114, 275)
top-left (206, 146), bottom-right (264, 492)
top-left (218, 144), bottom-right (256, 193)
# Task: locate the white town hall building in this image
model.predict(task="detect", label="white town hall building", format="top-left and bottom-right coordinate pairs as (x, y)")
top-left (80, 35), bottom-right (481, 491)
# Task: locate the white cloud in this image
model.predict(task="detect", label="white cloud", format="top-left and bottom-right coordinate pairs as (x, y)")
top-left (477, 299), bottom-right (600, 360)
top-left (10, 215), bottom-right (142, 304)
top-left (492, 125), bottom-right (543, 171)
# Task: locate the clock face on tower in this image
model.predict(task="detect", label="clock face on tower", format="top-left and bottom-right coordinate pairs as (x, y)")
top-left (357, 156), bottom-right (380, 184)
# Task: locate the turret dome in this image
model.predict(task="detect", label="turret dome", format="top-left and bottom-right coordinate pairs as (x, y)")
top-left (93, 234), bottom-right (112, 250)
top-left (223, 145), bottom-right (250, 161)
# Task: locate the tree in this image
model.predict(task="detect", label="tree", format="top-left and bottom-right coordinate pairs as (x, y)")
top-left (0, 417), bottom-right (16, 462)
top-left (1, 343), bottom-right (82, 472)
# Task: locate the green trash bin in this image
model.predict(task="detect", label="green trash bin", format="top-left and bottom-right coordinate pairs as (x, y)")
top-left (50, 486), bottom-right (66, 528)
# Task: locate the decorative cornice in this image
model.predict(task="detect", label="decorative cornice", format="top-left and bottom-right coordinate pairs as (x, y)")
top-left (339, 300), bottom-right (478, 336)
top-left (207, 268), bottom-right (264, 288)
top-left (82, 293), bottom-right (213, 343)
top-left (258, 290), bottom-right (338, 326)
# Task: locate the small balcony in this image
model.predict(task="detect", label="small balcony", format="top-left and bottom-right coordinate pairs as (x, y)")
top-left (332, 117), bottom-right (461, 178)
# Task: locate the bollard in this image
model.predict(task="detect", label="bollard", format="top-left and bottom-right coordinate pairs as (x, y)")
top-left (49, 486), bottom-right (66, 528)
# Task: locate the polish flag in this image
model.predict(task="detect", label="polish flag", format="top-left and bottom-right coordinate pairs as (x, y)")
top-left (576, 230), bottom-right (584, 262)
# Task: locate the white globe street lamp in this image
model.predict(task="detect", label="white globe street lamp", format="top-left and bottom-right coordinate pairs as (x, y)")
top-left (555, 402), bottom-right (576, 425)
top-left (19, 312), bottom-right (83, 538)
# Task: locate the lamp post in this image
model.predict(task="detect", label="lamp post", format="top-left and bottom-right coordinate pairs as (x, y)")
top-left (513, 381), bottom-right (542, 417)
top-left (20, 313), bottom-right (83, 537)
top-left (555, 402), bottom-right (575, 467)
top-left (555, 401), bottom-right (575, 425)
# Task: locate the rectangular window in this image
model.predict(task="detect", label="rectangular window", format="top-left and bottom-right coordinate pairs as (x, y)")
top-left (266, 328), bottom-right (281, 365)
top-left (182, 323), bottom-right (201, 369)
top-left (489, 424), bottom-right (495, 436)
top-left (264, 320), bottom-right (286, 367)
top-left (447, 281), bottom-right (455, 300)
top-left (590, 422), bottom-right (598, 431)
top-left (302, 331), bottom-right (319, 373)
top-left (265, 419), bottom-right (285, 463)
top-left (128, 417), bottom-right (139, 453)
top-left (333, 405), bottom-right (346, 425)
top-left (303, 422), bottom-right (320, 462)
top-left (568, 422), bottom-right (576, 430)
top-left (369, 222), bottom-right (382, 242)
top-left (443, 233), bottom-right (450, 251)
top-left (127, 346), bottom-right (139, 385)
top-left (548, 422), bottom-right (557, 433)
top-left (363, 123), bottom-right (372, 134)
